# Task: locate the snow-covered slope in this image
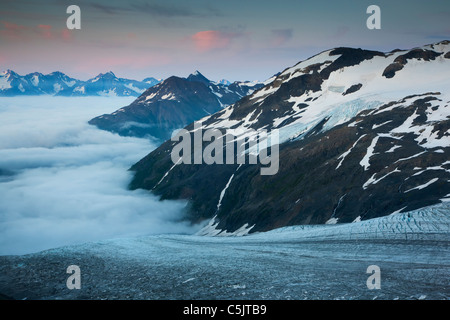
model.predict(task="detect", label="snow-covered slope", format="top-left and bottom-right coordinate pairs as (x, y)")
top-left (203, 42), bottom-right (450, 146)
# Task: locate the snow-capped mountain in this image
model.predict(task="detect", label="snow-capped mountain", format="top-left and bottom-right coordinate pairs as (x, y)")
top-left (216, 79), bottom-right (231, 86)
top-left (0, 70), bottom-right (80, 96)
top-left (129, 41), bottom-right (450, 234)
top-left (59, 71), bottom-right (153, 97)
top-left (0, 70), bottom-right (160, 97)
top-left (143, 77), bottom-right (162, 87)
top-left (89, 71), bottom-right (264, 140)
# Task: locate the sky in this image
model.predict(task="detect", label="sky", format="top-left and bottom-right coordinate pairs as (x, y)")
top-left (1, 0), bottom-right (449, 82)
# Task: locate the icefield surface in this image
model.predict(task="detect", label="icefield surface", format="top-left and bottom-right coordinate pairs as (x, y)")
top-left (0, 203), bottom-right (449, 300)
top-left (247, 202), bottom-right (450, 242)
top-left (196, 201), bottom-right (450, 238)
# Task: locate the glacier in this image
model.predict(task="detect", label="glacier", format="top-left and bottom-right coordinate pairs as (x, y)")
top-left (0, 202), bottom-right (448, 300)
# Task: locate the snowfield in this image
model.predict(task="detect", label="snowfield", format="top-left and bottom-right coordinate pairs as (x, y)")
top-left (0, 203), bottom-right (448, 300)
top-left (203, 42), bottom-right (450, 149)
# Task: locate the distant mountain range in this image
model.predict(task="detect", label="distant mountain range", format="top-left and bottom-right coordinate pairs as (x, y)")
top-left (89, 70), bottom-right (265, 140)
top-left (0, 70), bottom-right (162, 97)
top-left (129, 41), bottom-right (450, 234)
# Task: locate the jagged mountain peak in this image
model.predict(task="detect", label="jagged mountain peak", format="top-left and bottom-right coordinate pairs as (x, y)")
top-left (48, 71), bottom-right (64, 75)
top-left (104, 71), bottom-right (116, 77)
top-left (187, 70), bottom-right (211, 84)
top-left (191, 70), bottom-right (202, 76)
top-left (27, 71), bottom-right (44, 76)
top-left (143, 77), bottom-right (162, 86)
top-left (91, 71), bottom-right (117, 80)
top-left (2, 69), bottom-right (19, 77)
top-left (216, 79), bottom-right (231, 86)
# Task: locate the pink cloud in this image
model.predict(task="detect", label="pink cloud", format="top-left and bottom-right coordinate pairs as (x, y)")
top-left (1, 21), bottom-right (73, 42)
top-left (191, 30), bottom-right (240, 52)
top-left (61, 29), bottom-right (73, 41)
top-left (0, 21), bottom-right (27, 40)
top-left (38, 24), bottom-right (73, 42)
top-left (38, 24), bottom-right (53, 39)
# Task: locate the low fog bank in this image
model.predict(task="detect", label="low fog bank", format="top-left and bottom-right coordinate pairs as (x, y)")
top-left (0, 97), bottom-right (199, 255)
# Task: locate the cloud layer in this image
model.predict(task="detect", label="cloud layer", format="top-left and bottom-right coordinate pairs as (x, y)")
top-left (0, 97), bottom-right (199, 255)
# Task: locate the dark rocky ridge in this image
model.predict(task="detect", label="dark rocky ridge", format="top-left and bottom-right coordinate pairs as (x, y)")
top-left (383, 49), bottom-right (443, 78)
top-left (89, 72), bottom-right (263, 141)
top-left (90, 76), bottom-right (220, 140)
top-left (343, 83), bottom-right (363, 95)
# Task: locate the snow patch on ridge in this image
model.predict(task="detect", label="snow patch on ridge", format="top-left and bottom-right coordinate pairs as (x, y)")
top-left (360, 136), bottom-right (380, 171)
top-left (336, 134), bottom-right (367, 169)
top-left (363, 168), bottom-right (401, 190)
top-left (404, 178), bottom-right (439, 193)
top-left (195, 216), bottom-right (255, 237)
top-left (216, 165), bottom-right (242, 211)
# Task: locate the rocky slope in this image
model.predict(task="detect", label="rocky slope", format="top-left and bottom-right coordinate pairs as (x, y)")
top-left (129, 41), bottom-right (450, 234)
